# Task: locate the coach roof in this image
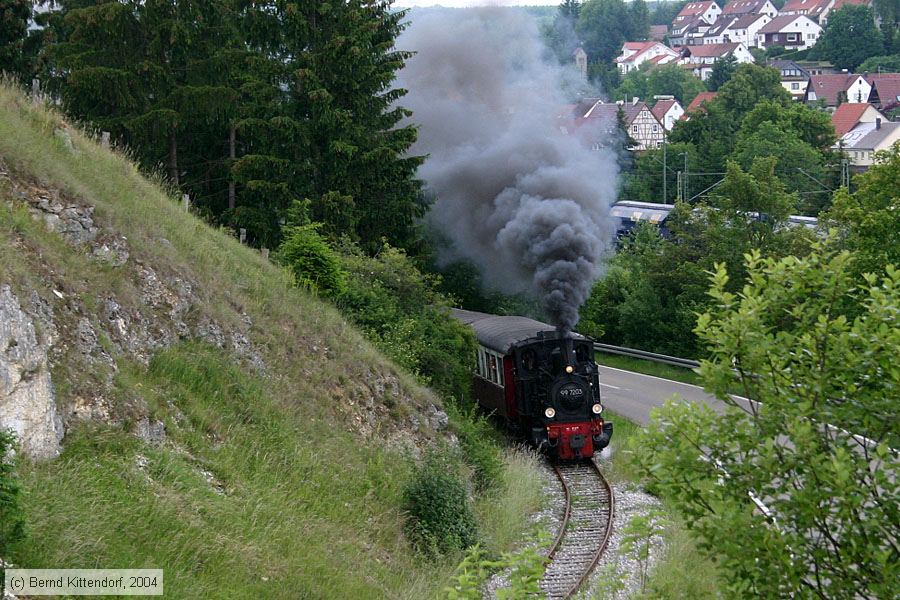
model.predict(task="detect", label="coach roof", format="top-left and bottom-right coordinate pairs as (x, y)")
top-left (451, 309), bottom-right (586, 354)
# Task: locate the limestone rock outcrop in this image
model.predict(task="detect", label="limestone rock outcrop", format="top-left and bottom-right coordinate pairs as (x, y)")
top-left (0, 285), bottom-right (63, 459)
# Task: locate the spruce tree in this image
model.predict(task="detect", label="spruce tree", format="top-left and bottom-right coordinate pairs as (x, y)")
top-left (0, 0), bottom-right (30, 78)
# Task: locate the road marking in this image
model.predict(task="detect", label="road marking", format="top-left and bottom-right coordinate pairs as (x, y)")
top-left (597, 364), bottom-right (708, 391)
top-left (599, 383), bottom-right (621, 390)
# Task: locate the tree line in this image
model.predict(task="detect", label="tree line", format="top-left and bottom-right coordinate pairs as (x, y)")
top-left (1, 0), bottom-right (423, 252)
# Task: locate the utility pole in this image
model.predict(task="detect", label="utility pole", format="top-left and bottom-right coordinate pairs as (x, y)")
top-left (662, 136), bottom-right (667, 204)
top-left (683, 152), bottom-right (689, 202)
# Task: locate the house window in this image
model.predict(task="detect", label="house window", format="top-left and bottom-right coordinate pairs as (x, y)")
top-left (773, 34), bottom-right (780, 41)
top-left (791, 82), bottom-right (799, 89)
top-left (652, 124), bottom-right (659, 132)
top-left (808, 33), bottom-right (815, 39)
top-left (787, 33), bottom-right (797, 42)
top-left (632, 125), bottom-right (638, 133)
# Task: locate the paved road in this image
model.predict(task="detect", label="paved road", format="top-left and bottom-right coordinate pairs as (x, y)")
top-left (596, 365), bottom-right (755, 426)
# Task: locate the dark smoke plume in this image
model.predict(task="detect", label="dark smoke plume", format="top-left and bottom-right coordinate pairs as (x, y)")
top-left (398, 8), bottom-right (619, 332)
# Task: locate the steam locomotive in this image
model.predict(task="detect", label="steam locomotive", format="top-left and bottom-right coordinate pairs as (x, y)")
top-left (453, 309), bottom-right (612, 460)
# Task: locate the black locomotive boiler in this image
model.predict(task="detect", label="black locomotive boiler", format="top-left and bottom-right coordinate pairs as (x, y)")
top-left (453, 309), bottom-right (613, 460)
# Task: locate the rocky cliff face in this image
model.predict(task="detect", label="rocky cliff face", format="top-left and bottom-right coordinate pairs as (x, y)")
top-left (0, 151), bottom-right (447, 461)
top-left (0, 161), bottom-right (267, 459)
top-left (0, 285), bottom-right (63, 459)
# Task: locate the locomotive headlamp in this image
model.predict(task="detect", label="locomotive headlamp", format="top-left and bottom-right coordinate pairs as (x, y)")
top-left (544, 407), bottom-right (556, 419)
top-left (565, 365), bottom-right (574, 374)
top-left (592, 403), bottom-right (603, 414)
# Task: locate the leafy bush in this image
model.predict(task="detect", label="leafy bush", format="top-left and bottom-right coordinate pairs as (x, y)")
top-left (0, 430), bottom-right (26, 596)
top-left (404, 453), bottom-right (478, 555)
top-left (275, 223), bottom-right (347, 297)
top-left (336, 242), bottom-right (476, 400)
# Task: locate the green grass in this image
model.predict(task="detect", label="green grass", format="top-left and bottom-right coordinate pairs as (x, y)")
top-left (475, 446), bottom-right (545, 554)
top-left (595, 353), bottom-right (703, 387)
top-left (0, 81), bottom-right (548, 599)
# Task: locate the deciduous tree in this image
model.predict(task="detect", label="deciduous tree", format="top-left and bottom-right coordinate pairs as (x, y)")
top-left (825, 147), bottom-right (900, 277)
top-left (633, 245), bottom-right (899, 598)
top-left (813, 5), bottom-right (884, 71)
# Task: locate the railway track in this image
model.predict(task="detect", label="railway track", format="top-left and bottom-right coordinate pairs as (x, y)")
top-left (541, 460), bottom-right (614, 599)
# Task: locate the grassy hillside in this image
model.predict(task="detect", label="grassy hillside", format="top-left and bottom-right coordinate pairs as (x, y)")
top-left (0, 82), bottom-right (539, 598)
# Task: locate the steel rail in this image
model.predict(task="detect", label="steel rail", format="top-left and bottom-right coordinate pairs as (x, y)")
top-left (542, 459), bottom-right (615, 599)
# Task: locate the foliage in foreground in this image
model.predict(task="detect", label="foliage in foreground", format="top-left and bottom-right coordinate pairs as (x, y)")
top-left (444, 540), bottom-right (547, 599)
top-left (0, 429), bottom-right (26, 596)
top-left (633, 246), bottom-right (899, 598)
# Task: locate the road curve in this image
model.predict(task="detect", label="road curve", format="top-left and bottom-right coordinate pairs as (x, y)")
top-left (596, 365), bottom-right (756, 426)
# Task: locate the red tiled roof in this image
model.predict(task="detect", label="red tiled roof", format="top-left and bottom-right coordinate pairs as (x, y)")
top-left (677, 1), bottom-right (718, 18)
top-left (831, 103), bottom-right (871, 136)
top-left (867, 74), bottom-right (900, 109)
top-left (808, 74), bottom-right (864, 105)
top-left (650, 25), bottom-right (669, 41)
top-left (682, 42), bottom-right (741, 57)
top-left (780, 0), bottom-right (830, 15)
top-left (686, 91), bottom-right (718, 113)
top-left (721, 0), bottom-right (769, 15)
top-left (758, 14), bottom-right (811, 33)
top-left (651, 99), bottom-right (678, 121)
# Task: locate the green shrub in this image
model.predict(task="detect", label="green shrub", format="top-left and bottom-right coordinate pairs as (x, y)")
top-left (0, 430), bottom-right (26, 596)
top-left (275, 223), bottom-right (347, 297)
top-left (451, 408), bottom-right (504, 492)
top-left (404, 453), bottom-right (478, 555)
top-left (336, 242), bottom-right (476, 400)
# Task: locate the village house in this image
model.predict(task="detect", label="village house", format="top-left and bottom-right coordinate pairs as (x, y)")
top-left (756, 15), bottom-right (822, 50)
top-left (768, 59), bottom-right (811, 98)
top-left (581, 100), bottom-right (666, 151)
top-left (866, 74), bottom-right (900, 112)
top-left (670, 1), bottom-right (722, 45)
top-left (837, 118), bottom-right (900, 170)
top-left (678, 43), bottom-right (755, 80)
top-left (724, 13), bottom-right (773, 47)
top-left (674, 1), bottom-right (723, 26)
top-left (778, 0), bottom-right (871, 25)
top-left (830, 103), bottom-right (888, 136)
top-left (650, 98), bottom-right (685, 130)
top-left (805, 73), bottom-right (872, 106)
top-left (614, 42), bottom-right (680, 75)
top-left (670, 17), bottom-right (714, 45)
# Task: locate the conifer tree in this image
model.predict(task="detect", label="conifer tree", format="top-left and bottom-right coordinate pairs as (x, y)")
top-left (0, 0), bottom-right (31, 78)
